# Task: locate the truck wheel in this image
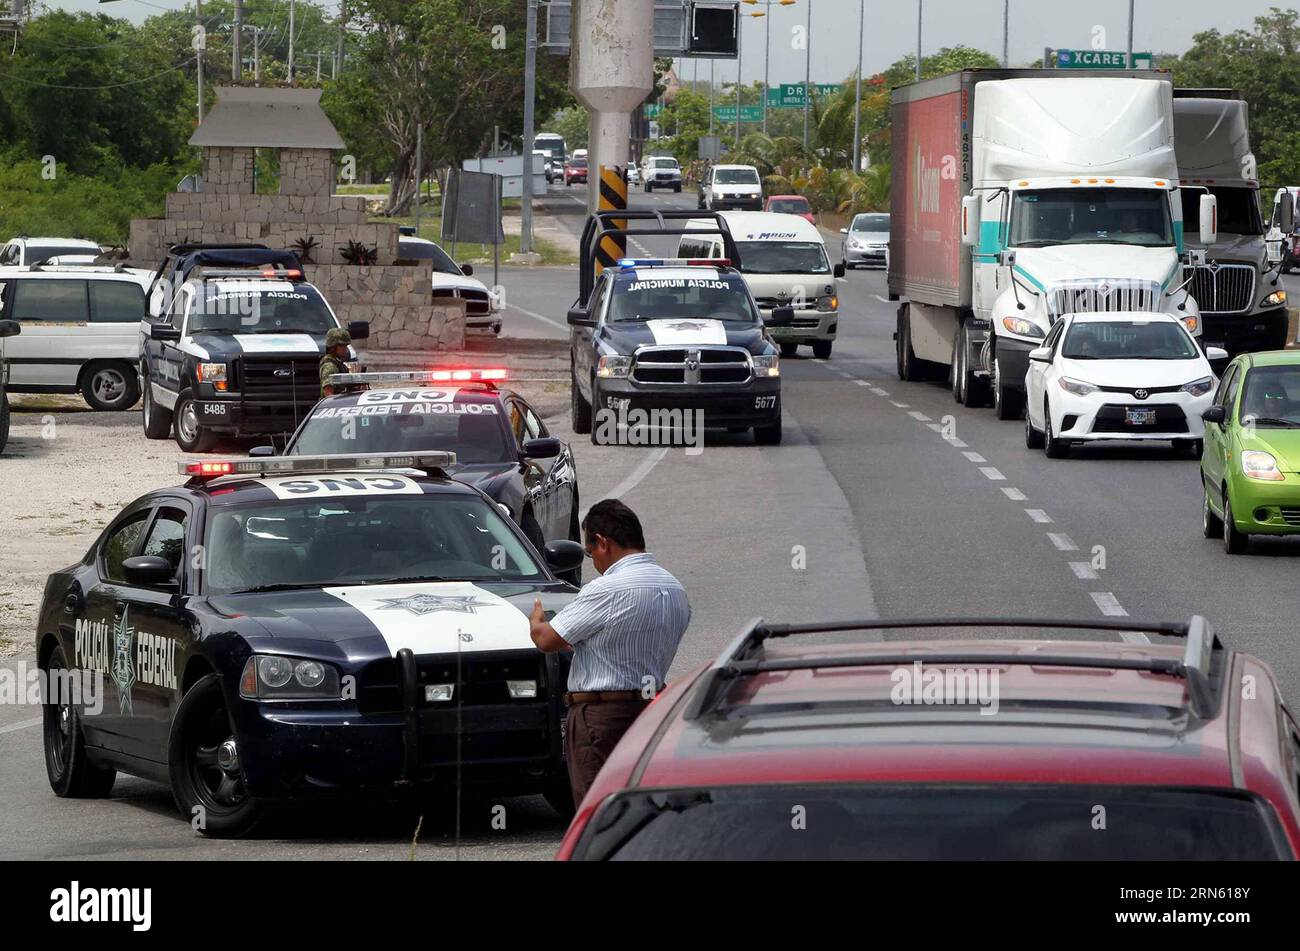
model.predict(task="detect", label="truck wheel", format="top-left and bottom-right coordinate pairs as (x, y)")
top-left (174, 390), bottom-right (217, 453)
top-left (896, 306), bottom-right (915, 380)
top-left (589, 379), bottom-right (606, 446)
top-left (754, 417), bottom-right (783, 445)
top-left (992, 353), bottom-right (1023, 420)
top-left (953, 322), bottom-right (990, 406)
top-left (141, 374), bottom-right (173, 440)
top-left (80, 361), bottom-right (140, 412)
top-left (570, 368), bottom-right (592, 434)
top-left (812, 340), bottom-right (833, 359)
top-left (673, 184), bottom-right (681, 193)
top-left (168, 674), bottom-right (267, 838)
top-left (779, 341), bottom-right (798, 358)
top-left (43, 644), bottom-right (116, 799)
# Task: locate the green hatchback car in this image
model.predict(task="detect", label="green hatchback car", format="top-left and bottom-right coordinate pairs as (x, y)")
top-left (1201, 351), bottom-right (1300, 553)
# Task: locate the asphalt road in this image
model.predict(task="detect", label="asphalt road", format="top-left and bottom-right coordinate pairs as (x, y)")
top-left (3, 180), bottom-right (1299, 859)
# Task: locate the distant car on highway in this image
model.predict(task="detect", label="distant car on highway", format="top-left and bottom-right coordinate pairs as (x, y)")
top-left (698, 164), bottom-right (763, 211)
top-left (398, 233), bottom-right (501, 334)
top-left (0, 318), bottom-right (18, 452)
top-left (0, 236), bottom-right (102, 268)
top-left (557, 615), bottom-right (1300, 860)
top-left (280, 368), bottom-right (582, 583)
top-left (640, 155), bottom-right (682, 193)
top-left (1024, 311), bottom-right (1224, 459)
top-left (564, 156), bottom-right (588, 187)
top-left (840, 212), bottom-right (890, 269)
top-left (1200, 350), bottom-right (1300, 553)
top-left (763, 195), bottom-right (815, 224)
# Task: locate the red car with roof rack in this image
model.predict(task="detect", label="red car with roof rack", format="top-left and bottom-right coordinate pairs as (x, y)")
top-left (557, 616), bottom-right (1300, 860)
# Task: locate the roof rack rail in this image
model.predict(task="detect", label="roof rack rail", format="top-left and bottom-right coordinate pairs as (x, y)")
top-left (680, 615), bottom-right (1225, 722)
top-left (577, 209), bottom-right (741, 307)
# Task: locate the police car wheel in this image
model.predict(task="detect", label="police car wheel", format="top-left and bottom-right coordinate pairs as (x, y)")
top-left (754, 418), bottom-right (783, 445)
top-left (812, 340), bottom-right (833, 360)
top-left (0, 397), bottom-right (9, 454)
top-left (174, 390), bottom-right (217, 453)
top-left (80, 361), bottom-right (140, 412)
top-left (570, 370), bottom-right (592, 434)
top-left (588, 380), bottom-right (606, 445)
top-left (142, 374), bottom-right (173, 440)
top-left (43, 644), bottom-right (117, 798)
top-left (673, 184), bottom-right (681, 193)
top-left (169, 674), bottom-right (266, 837)
top-left (779, 341), bottom-right (798, 358)
top-left (542, 774), bottom-right (576, 818)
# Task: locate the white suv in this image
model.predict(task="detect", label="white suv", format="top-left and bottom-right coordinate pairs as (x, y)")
top-left (699, 165), bottom-right (763, 211)
top-left (0, 237), bottom-right (102, 268)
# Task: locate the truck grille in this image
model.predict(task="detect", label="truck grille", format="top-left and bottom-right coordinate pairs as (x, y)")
top-left (1047, 280), bottom-right (1162, 318)
top-left (433, 287), bottom-right (491, 316)
top-left (238, 357), bottom-right (320, 399)
top-left (630, 346), bottom-right (752, 385)
top-left (1181, 264), bottom-right (1255, 315)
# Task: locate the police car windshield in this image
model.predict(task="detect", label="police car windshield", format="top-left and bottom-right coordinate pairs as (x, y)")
top-left (1061, 321), bottom-right (1199, 360)
top-left (204, 494), bottom-right (544, 594)
top-left (609, 274), bottom-right (758, 323)
top-left (287, 390), bottom-right (514, 463)
top-left (189, 283), bottom-right (336, 335)
top-left (735, 241), bottom-right (829, 274)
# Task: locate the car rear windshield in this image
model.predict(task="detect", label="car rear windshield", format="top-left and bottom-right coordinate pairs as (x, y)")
top-left (27, 245), bottom-right (99, 265)
top-left (190, 283), bottom-right (336, 335)
top-left (768, 198), bottom-right (810, 214)
top-left (574, 785), bottom-right (1291, 860)
top-left (609, 274), bottom-right (757, 323)
top-left (288, 394), bottom-right (514, 463)
top-left (735, 241), bottom-right (829, 275)
top-left (1061, 320), bottom-right (1199, 360)
top-left (204, 494), bottom-right (543, 594)
top-left (570, 158), bottom-right (587, 168)
top-left (715, 168), bottom-right (759, 185)
top-left (851, 214), bottom-right (890, 232)
top-left (1239, 364), bottom-right (1300, 427)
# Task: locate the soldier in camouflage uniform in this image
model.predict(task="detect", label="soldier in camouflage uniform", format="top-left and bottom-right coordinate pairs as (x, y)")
top-left (320, 327), bottom-right (353, 397)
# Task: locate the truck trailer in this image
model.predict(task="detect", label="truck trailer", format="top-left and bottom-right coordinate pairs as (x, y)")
top-left (1174, 91), bottom-right (1290, 355)
top-left (889, 69), bottom-right (1212, 418)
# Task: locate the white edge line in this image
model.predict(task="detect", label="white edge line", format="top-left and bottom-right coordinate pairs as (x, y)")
top-left (0, 715), bottom-right (43, 736)
top-left (579, 446), bottom-right (670, 522)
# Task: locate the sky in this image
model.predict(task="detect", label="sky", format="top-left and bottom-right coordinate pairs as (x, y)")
top-left (34, 0), bottom-right (1298, 85)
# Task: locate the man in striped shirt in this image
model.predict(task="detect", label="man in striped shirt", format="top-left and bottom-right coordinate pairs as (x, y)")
top-left (529, 499), bottom-right (691, 809)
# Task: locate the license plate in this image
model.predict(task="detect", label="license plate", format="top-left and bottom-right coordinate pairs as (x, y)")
top-left (1125, 408), bottom-right (1157, 426)
top-left (754, 396), bottom-right (777, 410)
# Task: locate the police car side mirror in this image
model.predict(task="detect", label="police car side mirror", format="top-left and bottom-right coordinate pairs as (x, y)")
top-left (544, 539), bottom-right (585, 575)
top-left (348, 320), bottom-right (370, 340)
top-left (460, 264), bottom-right (474, 277)
top-left (522, 437), bottom-right (562, 460)
top-left (0, 319), bottom-right (18, 337)
top-left (1202, 405), bottom-right (1227, 425)
top-left (122, 555), bottom-right (177, 588)
top-left (766, 306), bottom-right (795, 327)
top-left (833, 262), bottom-right (846, 278)
top-left (149, 322), bottom-right (180, 342)
top-left (248, 445), bottom-right (276, 457)
top-left (567, 308), bottom-right (596, 328)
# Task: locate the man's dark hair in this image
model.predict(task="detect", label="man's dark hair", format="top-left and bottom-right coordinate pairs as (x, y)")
top-left (582, 499), bottom-right (645, 550)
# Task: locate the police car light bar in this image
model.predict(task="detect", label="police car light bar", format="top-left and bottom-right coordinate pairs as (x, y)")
top-left (179, 451), bottom-right (458, 479)
top-left (195, 266), bottom-right (304, 281)
top-left (329, 368), bottom-right (508, 386)
top-left (617, 258), bottom-right (731, 268)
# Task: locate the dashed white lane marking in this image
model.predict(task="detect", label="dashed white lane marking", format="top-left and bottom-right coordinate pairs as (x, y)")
top-left (944, 436), bottom-right (968, 448)
top-left (1001, 487), bottom-right (1027, 501)
top-left (1069, 562), bottom-right (1099, 580)
top-left (979, 467), bottom-right (1005, 481)
top-left (1047, 533), bottom-right (1078, 551)
top-left (962, 451), bottom-right (986, 463)
top-left (871, 388), bottom-right (889, 396)
top-left (889, 400), bottom-right (909, 408)
top-left (926, 423), bottom-right (942, 432)
top-left (0, 716), bottom-right (42, 736)
top-left (908, 410), bottom-right (931, 422)
top-left (1025, 508), bottom-right (1053, 524)
top-left (1090, 592), bottom-right (1129, 617)
top-left (507, 305), bottom-right (567, 332)
top-left (853, 379), bottom-right (870, 387)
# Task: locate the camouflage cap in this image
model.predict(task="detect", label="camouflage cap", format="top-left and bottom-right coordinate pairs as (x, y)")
top-left (325, 327), bottom-right (351, 348)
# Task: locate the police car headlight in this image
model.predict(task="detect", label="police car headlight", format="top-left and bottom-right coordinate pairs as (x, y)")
top-left (596, 355), bottom-right (632, 379)
top-left (752, 355), bottom-right (780, 378)
top-left (198, 362), bottom-right (227, 383)
top-left (240, 654), bottom-right (342, 700)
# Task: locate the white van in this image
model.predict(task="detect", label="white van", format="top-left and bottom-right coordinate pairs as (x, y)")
top-left (0, 264), bottom-right (153, 410)
top-left (679, 211), bottom-right (845, 358)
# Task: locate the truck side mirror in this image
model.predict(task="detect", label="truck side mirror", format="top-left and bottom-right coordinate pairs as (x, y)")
top-left (567, 307), bottom-right (596, 329)
top-left (997, 249), bottom-right (1017, 268)
top-left (1199, 193), bottom-right (1218, 245)
top-left (1280, 192), bottom-right (1295, 236)
top-left (0, 319), bottom-right (19, 338)
top-left (961, 195), bottom-right (981, 246)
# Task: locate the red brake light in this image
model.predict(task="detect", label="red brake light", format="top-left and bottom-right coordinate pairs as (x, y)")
top-left (184, 461), bottom-right (234, 478)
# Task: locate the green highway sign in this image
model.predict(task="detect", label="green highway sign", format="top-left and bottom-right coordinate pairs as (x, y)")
top-left (767, 83), bottom-right (841, 108)
top-left (714, 104), bottom-right (763, 123)
top-left (645, 104), bottom-right (663, 118)
top-left (1055, 49), bottom-right (1153, 69)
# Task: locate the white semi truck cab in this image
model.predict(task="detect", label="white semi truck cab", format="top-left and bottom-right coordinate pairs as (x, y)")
top-left (890, 70), bottom-right (1211, 419)
top-left (1174, 92), bottom-right (1292, 355)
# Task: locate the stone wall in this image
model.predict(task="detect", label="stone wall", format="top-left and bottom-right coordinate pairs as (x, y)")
top-left (307, 263), bottom-right (465, 351)
top-left (279, 148), bottom-right (334, 197)
top-left (202, 146), bottom-right (255, 194)
top-left (131, 218), bottom-right (400, 269)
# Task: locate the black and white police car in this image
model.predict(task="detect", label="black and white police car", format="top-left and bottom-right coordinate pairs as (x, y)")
top-left (568, 211), bottom-right (791, 445)
top-left (38, 451), bottom-right (583, 836)
top-left (278, 368), bottom-right (582, 583)
top-left (139, 246), bottom-right (367, 452)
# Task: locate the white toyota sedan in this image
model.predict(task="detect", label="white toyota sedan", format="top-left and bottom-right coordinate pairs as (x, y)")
top-left (1024, 311), bottom-right (1227, 459)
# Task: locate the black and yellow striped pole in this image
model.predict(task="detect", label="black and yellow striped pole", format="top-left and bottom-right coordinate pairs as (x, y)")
top-left (596, 165), bottom-right (628, 274)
